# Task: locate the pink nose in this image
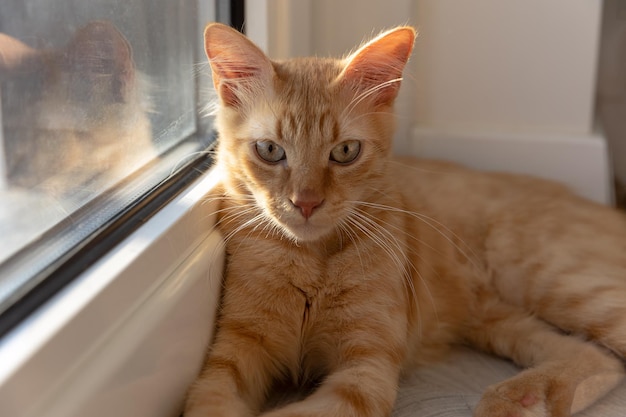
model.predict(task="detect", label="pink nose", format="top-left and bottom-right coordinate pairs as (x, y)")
top-left (290, 191), bottom-right (324, 219)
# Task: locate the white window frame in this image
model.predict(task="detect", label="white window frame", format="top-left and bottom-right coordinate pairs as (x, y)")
top-left (0, 2), bottom-right (226, 416)
top-left (0, 168), bottom-right (225, 417)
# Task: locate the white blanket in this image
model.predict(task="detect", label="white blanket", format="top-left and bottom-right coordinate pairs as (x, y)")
top-left (394, 348), bottom-right (626, 417)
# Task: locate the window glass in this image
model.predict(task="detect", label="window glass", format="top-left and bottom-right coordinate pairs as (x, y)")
top-left (0, 0), bottom-right (216, 317)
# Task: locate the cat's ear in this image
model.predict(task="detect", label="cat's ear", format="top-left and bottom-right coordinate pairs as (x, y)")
top-left (340, 26), bottom-right (416, 107)
top-left (204, 23), bottom-right (274, 108)
top-left (0, 34), bottom-right (41, 77)
top-left (65, 21), bottom-right (135, 102)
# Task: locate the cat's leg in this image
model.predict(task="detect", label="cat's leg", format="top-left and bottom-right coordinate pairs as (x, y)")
top-left (522, 266), bottom-right (626, 357)
top-left (184, 325), bottom-right (279, 417)
top-left (260, 358), bottom-right (401, 417)
top-left (486, 205), bottom-right (626, 357)
top-left (466, 292), bottom-right (625, 417)
top-left (258, 301), bottom-right (407, 417)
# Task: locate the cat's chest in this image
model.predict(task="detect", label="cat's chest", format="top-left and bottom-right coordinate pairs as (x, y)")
top-left (221, 217), bottom-right (410, 380)
top-left (270, 242), bottom-right (353, 299)
top-left (226, 230), bottom-right (375, 301)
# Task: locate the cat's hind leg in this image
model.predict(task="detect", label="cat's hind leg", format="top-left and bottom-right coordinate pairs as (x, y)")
top-left (486, 200), bottom-right (626, 358)
top-left (465, 291), bottom-right (625, 417)
top-left (519, 265), bottom-right (626, 358)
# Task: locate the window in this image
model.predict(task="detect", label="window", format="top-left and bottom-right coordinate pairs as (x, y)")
top-left (0, 0), bottom-right (233, 334)
top-left (0, 2), bottom-right (241, 416)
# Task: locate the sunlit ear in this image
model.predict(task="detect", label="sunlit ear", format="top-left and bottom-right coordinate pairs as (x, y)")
top-left (204, 23), bottom-right (274, 108)
top-left (339, 26), bottom-right (416, 107)
top-left (0, 33), bottom-right (40, 77)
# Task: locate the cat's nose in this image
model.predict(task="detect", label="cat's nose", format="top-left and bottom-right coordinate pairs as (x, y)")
top-left (290, 190), bottom-right (324, 219)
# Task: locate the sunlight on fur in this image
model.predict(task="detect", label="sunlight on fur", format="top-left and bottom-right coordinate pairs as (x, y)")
top-left (185, 23), bottom-right (626, 417)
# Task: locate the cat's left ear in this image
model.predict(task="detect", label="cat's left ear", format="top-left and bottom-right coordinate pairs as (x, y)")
top-left (340, 26), bottom-right (416, 107)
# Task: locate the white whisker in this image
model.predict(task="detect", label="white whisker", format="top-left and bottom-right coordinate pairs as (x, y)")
top-left (349, 206), bottom-right (441, 334)
top-left (352, 200), bottom-right (483, 272)
top-left (344, 208), bottom-right (426, 337)
top-left (341, 77), bottom-right (402, 120)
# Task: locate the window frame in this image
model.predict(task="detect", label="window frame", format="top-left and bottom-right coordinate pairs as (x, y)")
top-left (0, 0), bottom-right (230, 335)
top-left (0, 1), bottom-right (237, 415)
top-left (0, 167), bottom-right (225, 417)
top-left (0, 0), bottom-right (218, 324)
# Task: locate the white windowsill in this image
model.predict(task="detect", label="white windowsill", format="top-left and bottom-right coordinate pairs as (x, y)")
top-left (0, 168), bottom-right (225, 417)
top-left (410, 125), bottom-right (613, 205)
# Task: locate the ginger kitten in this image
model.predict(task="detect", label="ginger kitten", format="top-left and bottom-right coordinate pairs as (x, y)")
top-left (185, 23), bottom-right (626, 417)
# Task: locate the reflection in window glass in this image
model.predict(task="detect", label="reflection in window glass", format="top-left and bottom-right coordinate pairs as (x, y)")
top-left (0, 0), bottom-right (214, 316)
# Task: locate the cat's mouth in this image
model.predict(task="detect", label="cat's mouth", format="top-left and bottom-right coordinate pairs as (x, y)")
top-left (271, 207), bottom-right (336, 243)
top-left (285, 222), bottom-right (328, 242)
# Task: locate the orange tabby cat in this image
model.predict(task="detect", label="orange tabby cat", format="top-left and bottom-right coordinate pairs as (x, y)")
top-left (185, 23), bottom-right (626, 417)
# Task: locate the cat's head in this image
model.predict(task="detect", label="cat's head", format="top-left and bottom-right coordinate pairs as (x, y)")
top-left (205, 23), bottom-right (415, 242)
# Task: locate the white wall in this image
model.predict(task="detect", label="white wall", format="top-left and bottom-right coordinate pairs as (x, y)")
top-left (410, 0), bottom-right (610, 204)
top-left (413, 1), bottom-right (601, 134)
top-left (247, 0), bottom-right (612, 204)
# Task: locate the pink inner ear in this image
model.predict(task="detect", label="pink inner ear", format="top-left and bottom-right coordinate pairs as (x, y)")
top-left (210, 61), bottom-right (264, 107)
top-left (342, 27), bottom-right (415, 107)
top-left (204, 23), bottom-right (273, 108)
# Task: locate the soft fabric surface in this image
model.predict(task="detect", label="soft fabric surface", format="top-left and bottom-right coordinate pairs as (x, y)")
top-left (394, 348), bottom-right (626, 417)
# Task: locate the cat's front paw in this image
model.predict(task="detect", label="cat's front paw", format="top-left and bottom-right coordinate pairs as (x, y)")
top-left (473, 389), bottom-right (549, 417)
top-left (473, 375), bottom-right (570, 417)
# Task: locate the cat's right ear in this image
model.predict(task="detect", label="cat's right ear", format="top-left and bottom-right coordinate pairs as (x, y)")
top-left (204, 23), bottom-right (274, 108)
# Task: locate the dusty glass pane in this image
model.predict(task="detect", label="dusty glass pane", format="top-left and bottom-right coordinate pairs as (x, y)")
top-left (0, 0), bottom-right (204, 310)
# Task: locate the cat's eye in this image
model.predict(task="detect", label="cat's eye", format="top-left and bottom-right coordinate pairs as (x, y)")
top-left (255, 140), bottom-right (286, 163)
top-left (330, 140), bottom-right (361, 164)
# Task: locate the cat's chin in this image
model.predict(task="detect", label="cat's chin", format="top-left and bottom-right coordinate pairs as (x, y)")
top-left (280, 221), bottom-right (335, 244)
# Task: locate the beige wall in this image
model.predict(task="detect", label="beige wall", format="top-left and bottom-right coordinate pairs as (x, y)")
top-left (412, 0), bottom-right (601, 135)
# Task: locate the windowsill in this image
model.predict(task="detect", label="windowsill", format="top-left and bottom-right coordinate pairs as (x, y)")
top-left (0, 167), bottom-right (225, 417)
